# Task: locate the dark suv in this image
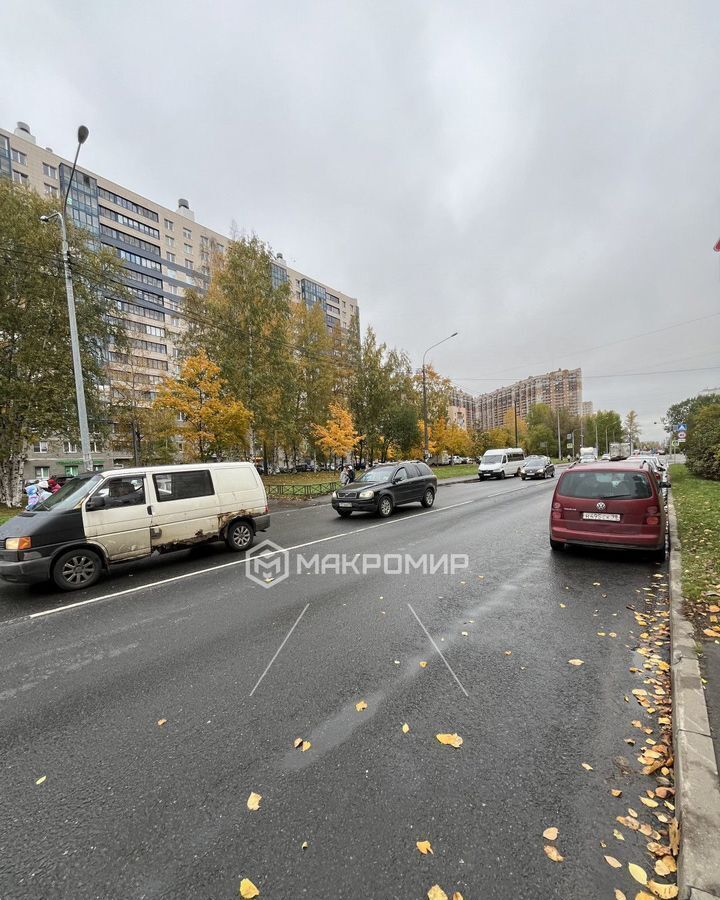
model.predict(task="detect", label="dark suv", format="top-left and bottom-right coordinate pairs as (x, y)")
top-left (331, 461), bottom-right (438, 518)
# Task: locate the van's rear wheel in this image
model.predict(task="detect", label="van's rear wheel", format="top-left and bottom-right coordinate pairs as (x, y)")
top-left (226, 520), bottom-right (254, 552)
top-left (52, 548), bottom-right (102, 591)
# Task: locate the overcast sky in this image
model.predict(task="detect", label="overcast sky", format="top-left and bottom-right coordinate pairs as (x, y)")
top-left (2, 1), bottom-right (719, 441)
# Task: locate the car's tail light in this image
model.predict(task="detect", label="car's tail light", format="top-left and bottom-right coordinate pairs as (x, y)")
top-left (551, 501), bottom-right (562, 520)
top-left (644, 504), bottom-right (659, 526)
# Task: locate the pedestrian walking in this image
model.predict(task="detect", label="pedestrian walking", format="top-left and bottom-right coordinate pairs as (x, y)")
top-left (340, 466), bottom-right (350, 486)
top-left (346, 465), bottom-right (355, 483)
top-left (47, 477), bottom-right (61, 494)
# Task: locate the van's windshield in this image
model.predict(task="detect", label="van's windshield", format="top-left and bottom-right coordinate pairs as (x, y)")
top-left (34, 474), bottom-right (103, 512)
top-left (482, 454), bottom-right (503, 465)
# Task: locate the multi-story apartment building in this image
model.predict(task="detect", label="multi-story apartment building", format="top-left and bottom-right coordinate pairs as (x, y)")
top-left (1, 121), bottom-right (359, 480)
top-left (581, 400), bottom-right (594, 418)
top-left (448, 387), bottom-right (477, 430)
top-left (472, 368), bottom-right (583, 432)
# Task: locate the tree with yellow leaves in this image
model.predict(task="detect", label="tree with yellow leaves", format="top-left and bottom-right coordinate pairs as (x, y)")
top-left (313, 403), bottom-right (361, 465)
top-left (154, 350), bottom-right (253, 461)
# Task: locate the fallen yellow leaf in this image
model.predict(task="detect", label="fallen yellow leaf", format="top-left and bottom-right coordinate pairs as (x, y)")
top-left (628, 862), bottom-right (648, 884)
top-left (640, 797), bottom-right (659, 808)
top-left (301, 841), bottom-right (308, 850)
top-left (420, 661), bottom-right (428, 668)
top-left (613, 829), bottom-right (625, 841)
top-left (461, 631), bottom-right (469, 636)
top-left (416, 840), bottom-right (434, 855)
top-left (427, 886), bottom-right (448, 900)
top-left (301, 741), bottom-right (311, 752)
top-left (157, 719), bottom-right (167, 727)
top-left (669, 819), bottom-right (680, 856)
top-left (293, 738), bottom-right (303, 748)
top-left (436, 733), bottom-right (463, 748)
top-left (568, 659), bottom-right (585, 666)
top-left (605, 855), bottom-right (622, 868)
top-left (614, 891), bottom-right (627, 900)
top-left (559, 603), bottom-right (566, 608)
top-left (239, 878), bottom-right (260, 898)
top-left (542, 827), bottom-right (558, 841)
top-left (647, 882), bottom-right (679, 899)
top-left (611, 789), bottom-right (623, 797)
top-left (634, 893), bottom-right (655, 900)
top-left (582, 762), bottom-right (593, 771)
top-left (452, 894), bottom-right (464, 900)
top-left (402, 723), bottom-right (410, 733)
top-left (35, 775), bottom-right (47, 786)
top-left (247, 792), bottom-right (262, 811)
top-left (654, 858), bottom-right (671, 876)
top-left (355, 700), bottom-right (368, 712)
top-left (544, 845), bottom-right (564, 862)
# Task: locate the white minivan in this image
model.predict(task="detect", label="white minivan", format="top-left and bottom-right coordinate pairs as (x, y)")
top-left (0, 462), bottom-right (270, 591)
top-left (478, 447), bottom-right (526, 480)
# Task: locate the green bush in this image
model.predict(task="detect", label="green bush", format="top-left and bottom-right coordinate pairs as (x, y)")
top-left (686, 404), bottom-right (720, 481)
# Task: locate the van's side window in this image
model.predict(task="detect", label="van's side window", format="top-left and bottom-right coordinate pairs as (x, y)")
top-left (97, 476), bottom-right (145, 508)
top-left (153, 470), bottom-right (214, 502)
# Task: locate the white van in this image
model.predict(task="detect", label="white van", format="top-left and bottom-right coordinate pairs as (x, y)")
top-left (478, 448), bottom-right (526, 480)
top-left (0, 462), bottom-right (270, 591)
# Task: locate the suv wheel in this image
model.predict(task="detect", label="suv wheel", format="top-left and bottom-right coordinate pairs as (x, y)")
top-left (52, 548), bottom-right (102, 591)
top-left (226, 520), bottom-right (254, 552)
top-left (378, 495), bottom-right (394, 518)
top-left (421, 488), bottom-right (435, 508)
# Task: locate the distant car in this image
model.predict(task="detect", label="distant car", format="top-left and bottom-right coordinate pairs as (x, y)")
top-left (521, 455), bottom-right (555, 480)
top-left (600, 453), bottom-right (611, 461)
top-left (623, 455), bottom-right (671, 489)
top-left (549, 462), bottom-right (666, 561)
top-left (331, 461), bottom-right (437, 518)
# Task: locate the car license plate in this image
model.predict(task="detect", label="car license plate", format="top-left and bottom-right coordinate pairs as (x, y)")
top-left (582, 512), bottom-right (620, 521)
top-left (338, 501), bottom-right (352, 508)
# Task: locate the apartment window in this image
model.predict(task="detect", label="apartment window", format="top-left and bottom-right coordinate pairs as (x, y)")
top-left (97, 186), bottom-right (159, 222)
top-left (12, 171), bottom-right (28, 185)
top-left (99, 224), bottom-right (160, 256)
top-left (35, 466), bottom-right (50, 479)
top-left (201, 265), bottom-right (210, 277)
top-left (201, 235), bottom-right (209, 248)
top-left (184, 243), bottom-right (192, 255)
top-left (182, 227), bottom-right (192, 240)
top-left (32, 441), bottom-right (49, 453)
top-left (93, 464), bottom-right (104, 472)
top-left (11, 148), bottom-right (27, 165)
top-left (111, 247), bottom-right (162, 271)
top-left (99, 206), bottom-right (160, 239)
top-left (63, 441), bottom-right (80, 454)
top-left (200, 250), bottom-right (209, 263)
top-left (185, 258), bottom-right (193, 270)
top-left (166, 251), bottom-right (176, 263)
top-left (164, 218), bottom-right (174, 232)
top-left (89, 440), bottom-right (103, 453)
top-left (65, 465), bottom-right (79, 477)
top-left (43, 163), bottom-right (58, 179)
top-left (166, 235), bottom-right (175, 249)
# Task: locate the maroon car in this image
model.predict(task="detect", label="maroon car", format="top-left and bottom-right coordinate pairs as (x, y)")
top-left (549, 462), bottom-right (666, 560)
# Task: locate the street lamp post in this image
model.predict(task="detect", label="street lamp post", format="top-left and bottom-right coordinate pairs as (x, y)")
top-left (41, 126), bottom-right (93, 473)
top-left (422, 332), bottom-right (458, 461)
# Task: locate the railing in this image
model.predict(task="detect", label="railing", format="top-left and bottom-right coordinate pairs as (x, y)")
top-left (265, 481), bottom-right (339, 499)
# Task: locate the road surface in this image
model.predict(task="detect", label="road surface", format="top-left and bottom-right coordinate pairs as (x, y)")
top-left (0, 477), bottom-right (670, 899)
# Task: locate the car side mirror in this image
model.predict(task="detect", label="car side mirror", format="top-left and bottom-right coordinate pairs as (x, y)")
top-left (86, 495), bottom-right (106, 511)
top-left (393, 477), bottom-right (402, 484)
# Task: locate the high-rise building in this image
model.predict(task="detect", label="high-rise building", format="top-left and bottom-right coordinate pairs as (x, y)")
top-left (2, 121), bottom-right (360, 478)
top-left (470, 368), bottom-right (583, 432)
top-left (581, 400), bottom-right (594, 418)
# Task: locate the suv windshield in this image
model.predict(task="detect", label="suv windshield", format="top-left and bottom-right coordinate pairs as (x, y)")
top-left (34, 474), bottom-right (103, 512)
top-left (482, 454), bottom-right (503, 465)
top-left (357, 467), bottom-right (394, 484)
top-left (560, 470), bottom-right (652, 500)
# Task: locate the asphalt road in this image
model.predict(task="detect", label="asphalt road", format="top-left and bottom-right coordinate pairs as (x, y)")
top-left (0, 476), bottom-right (670, 899)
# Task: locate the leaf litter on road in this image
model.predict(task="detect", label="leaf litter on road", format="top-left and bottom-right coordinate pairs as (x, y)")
top-left (247, 792), bottom-right (262, 811)
top-left (542, 827), bottom-right (558, 840)
top-left (544, 845), bottom-right (564, 862)
top-left (568, 659), bottom-right (585, 666)
top-left (436, 733), bottom-right (463, 748)
top-left (355, 700), bottom-right (368, 712)
top-left (239, 878), bottom-right (260, 898)
top-left (416, 840), bottom-right (433, 855)
top-left (402, 723), bottom-right (410, 733)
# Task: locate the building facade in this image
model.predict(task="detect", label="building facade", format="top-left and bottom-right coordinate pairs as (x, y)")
top-left (470, 368), bottom-right (583, 432)
top-left (581, 400), bottom-right (594, 418)
top-left (2, 121), bottom-right (359, 480)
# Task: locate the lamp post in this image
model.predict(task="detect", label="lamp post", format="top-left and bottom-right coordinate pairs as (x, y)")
top-left (40, 125), bottom-right (93, 473)
top-left (422, 332), bottom-right (458, 461)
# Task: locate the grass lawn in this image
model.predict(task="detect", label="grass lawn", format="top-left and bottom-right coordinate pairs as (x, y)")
top-left (0, 505), bottom-right (18, 526)
top-left (670, 464), bottom-right (720, 604)
top-left (431, 464), bottom-right (477, 479)
top-left (262, 472), bottom-right (339, 486)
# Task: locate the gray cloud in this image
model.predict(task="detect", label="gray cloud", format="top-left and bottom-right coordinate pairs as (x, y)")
top-left (2, 0), bottom-right (719, 440)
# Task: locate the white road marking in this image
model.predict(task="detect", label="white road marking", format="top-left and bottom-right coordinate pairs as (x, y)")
top-left (407, 602), bottom-right (469, 697)
top-left (249, 603), bottom-right (310, 696)
top-left (26, 481), bottom-right (546, 620)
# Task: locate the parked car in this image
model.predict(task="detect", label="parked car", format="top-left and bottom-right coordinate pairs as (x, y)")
top-left (0, 462), bottom-right (270, 591)
top-left (623, 455), bottom-right (671, 489)
top-left (331, 461), bottom-right (437, 518)
top-left (600, 453), bottom-right (611, 461)
top-left (478, 447), bottom-right (525, 480)
top-left (549, 462), bottom-right (666, 560)
top-left (520, 455), bottom-right (555, 480)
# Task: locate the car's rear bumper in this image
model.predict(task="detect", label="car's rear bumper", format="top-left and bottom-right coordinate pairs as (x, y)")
top-left (253, 514), bottom-right (271, 532)
top-left (550, 525), bottom-right (664, 551)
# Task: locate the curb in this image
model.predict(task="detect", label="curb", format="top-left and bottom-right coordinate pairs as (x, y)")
top-left (668, 495), bottom-right (720, 900)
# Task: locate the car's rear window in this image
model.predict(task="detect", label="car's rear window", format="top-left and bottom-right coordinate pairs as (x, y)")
top-left (559, 470), bottom-right (653, 500)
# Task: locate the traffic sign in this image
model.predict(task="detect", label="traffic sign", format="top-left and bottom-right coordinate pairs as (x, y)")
top-left (678, 432), bottom-right (687, 442)
top-left (677, 423), bottom-right (687, 433)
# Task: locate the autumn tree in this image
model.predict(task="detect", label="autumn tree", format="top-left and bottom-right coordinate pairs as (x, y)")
top-left (624, 409), bottom-right (641, 449)
top-left (0, 180), bottom-right (125, 505)
top-left (313, 403), bottom-right (361, 465)
top-left (154, 350), bottom-right (252, 461)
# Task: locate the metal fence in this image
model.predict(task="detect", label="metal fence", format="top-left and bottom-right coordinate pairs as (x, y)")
top-left (265, 481), bottom-right (339, 498)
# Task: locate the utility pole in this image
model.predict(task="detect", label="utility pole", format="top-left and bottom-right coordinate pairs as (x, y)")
top-left (422, 332), bottom-right (458, 461)
top-left (514, 394), bottom-right (519, 447)
top-left (40, 125), bottom-right (93, 472)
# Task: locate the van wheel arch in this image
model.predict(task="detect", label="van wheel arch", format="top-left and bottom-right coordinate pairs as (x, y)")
top-left (51, 542), bottom-right (109, 573)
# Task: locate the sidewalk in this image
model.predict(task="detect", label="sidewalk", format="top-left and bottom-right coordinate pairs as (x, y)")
top-left (668, 496), bottom-right (720, 899)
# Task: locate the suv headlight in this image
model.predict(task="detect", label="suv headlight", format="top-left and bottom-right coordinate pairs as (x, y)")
top-left (6, 537), bottom-right (32, 551)
top-left (358, 489), bottom-right (374, 499)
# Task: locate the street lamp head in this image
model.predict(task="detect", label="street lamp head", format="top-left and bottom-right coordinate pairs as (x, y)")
top-left (77, 125), bottom-right (89, 145)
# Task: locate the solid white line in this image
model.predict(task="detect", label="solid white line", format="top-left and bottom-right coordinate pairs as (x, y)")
top-left (249, 602), bottom-right (310, 696)
top-left (27, 481), bottom-right (543, 620)
top-left (407, 602), bottom-right (469, 697)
